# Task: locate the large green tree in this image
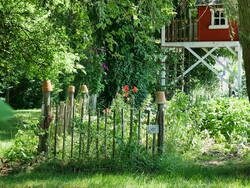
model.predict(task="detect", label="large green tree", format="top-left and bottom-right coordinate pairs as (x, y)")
top-left (0, 0), bottom-right (89, 105)
top-left (84, 0), bottom-right (174, 108)
top-left (238, 0), bottom-right (250, 101)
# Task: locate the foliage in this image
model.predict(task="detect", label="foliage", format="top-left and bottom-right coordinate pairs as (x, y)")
top-left (165, 92), bottom-right (213, 155)
top-left (165, 92), bottom-right (250, 157)
top-left (85, 0), bottom-right (175, 108)
top-left (4, 119), bottom-right (39, 163)
top-left (192, 97), bottom-right (250, 142)
top-left (0, 0), bottom-right (88, 106)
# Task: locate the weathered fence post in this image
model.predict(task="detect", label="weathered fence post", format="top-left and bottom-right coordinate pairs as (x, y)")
top-left (146, 110), bottom-right (150, 152)
top-left (156, 91), bottom-right (167, 155)
top-left (62, 105), bottom-right (67, 160)
top-left (68, 86), bottom-right (75, 158)
top-left (38, 80), bottom-right (53, 154)
top-left (79, 85), bottom-right (88, 158)
top-left (54, 105), bottom-right (59, 158)
top-left (80, 85), bottom-right (88, 121)
top-left (138, 110), bottom-right (141, 144)
top-left (129, 108), bottom-right (133, 144)
top-left (228, 84), bottom-right (233, 97)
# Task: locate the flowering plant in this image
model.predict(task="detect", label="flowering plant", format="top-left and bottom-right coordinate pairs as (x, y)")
top-left (122, 85), bottom-right (138, 105)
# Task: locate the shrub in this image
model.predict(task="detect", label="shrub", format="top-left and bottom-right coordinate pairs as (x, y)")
top-left (192, 97), bottom-right (250, 142)
top-left (5, 120), bottom-right (39, 163)
top-left (165, 92), bottom-right (250, 156)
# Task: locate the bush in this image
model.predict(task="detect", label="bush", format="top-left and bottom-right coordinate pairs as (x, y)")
top-left (5, 120), bottom-right (39, 163)
top-left (192, 97), bottom-right (250, 142)
top-left (165, 92), bottom-right (250, 157)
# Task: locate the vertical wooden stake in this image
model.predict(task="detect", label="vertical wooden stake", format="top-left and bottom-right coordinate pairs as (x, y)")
top-left (54, 104), bottom-right (59, 158)
top-left (157, 104), bottom-right (165, 155)
top-left (68, 86), bottom-right (75, 158)
top-left (86, 109), bottom-right (91, 156)
top-left (129, 109), bottom-right (133, 144)
top-left (38, 80), bottom-right (53, 154)
top-left (152, 133), bottom-right (156, 155)
top-left (138, 110), bottom-right (141, 145)
top-left (62, 105), bottom-right (67, 160)
top-left (70, 104), bottom-right (75, 158)
top-left (155, 91), bottom-right (166, 155)
top-left (121, 109), bottom-right (124, 144)
top-left (96, 111), bottom-right (100, 159)
top-left (146, 110), bottom-right (150, 152)
top-left (112, 110), bottom-right (116, 160)
top-left (104, 112), bottom-right (107, 159)
top-left (79, 93), bottom-right (86, 158)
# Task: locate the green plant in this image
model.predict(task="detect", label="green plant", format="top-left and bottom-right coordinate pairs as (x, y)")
top-left (165, 92), bottom-right (250, 158)
top-left (5, 120), bottom-right (39, 162)
top-left (192, 97), bottom-right (250, 142)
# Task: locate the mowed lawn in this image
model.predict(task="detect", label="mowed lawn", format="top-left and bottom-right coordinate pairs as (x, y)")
top-left (0, 162), bottom-right (249, 188)
top-left (0, 110), bottom-right (249, 188)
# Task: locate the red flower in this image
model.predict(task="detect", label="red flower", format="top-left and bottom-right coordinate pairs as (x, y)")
top-left (123, 94), bottom-right (129, 97)
top-left (133, 86), bottom-right (137, 93)
top-left (123, 85), bottom-right (129, 92)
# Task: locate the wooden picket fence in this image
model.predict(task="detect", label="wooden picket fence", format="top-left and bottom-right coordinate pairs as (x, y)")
top-left (40, 82), bottom-right (165, 160)
top-left (48, 104), bottom-right (159, 160)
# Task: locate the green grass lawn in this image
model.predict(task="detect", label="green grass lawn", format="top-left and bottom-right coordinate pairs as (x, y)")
top-left (0, 109), bottom-right (249, 188)
top-left (0, 159), bottom-right (249, 188)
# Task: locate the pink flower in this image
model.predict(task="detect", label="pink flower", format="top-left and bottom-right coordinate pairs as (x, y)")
top-left (101, 63), bottom-right (109, 71)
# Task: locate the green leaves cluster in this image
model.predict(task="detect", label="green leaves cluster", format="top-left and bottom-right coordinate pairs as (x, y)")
top-left (0, 0), bottom-right (89, 90)
top-left (167, 92), bottom-right (250, 142)
top-left (0, 0), bottom-right (175, 108)
top-left (86, 0), bottom-right (175, 107)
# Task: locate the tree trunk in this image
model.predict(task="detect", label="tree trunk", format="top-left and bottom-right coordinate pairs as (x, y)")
top-left (238, 0), bottom-right (250, 101)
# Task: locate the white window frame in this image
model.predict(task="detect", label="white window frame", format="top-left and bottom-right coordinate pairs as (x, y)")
top-left (209, 8), bottom-right (229, 29)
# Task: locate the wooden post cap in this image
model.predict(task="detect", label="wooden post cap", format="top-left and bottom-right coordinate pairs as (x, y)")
top-left (80, 85), bottom-right (89, 94)
top-left (42, 80), bottom-right (53, 92)
top-left (155, 91), bottom-right (167, 104)
top-left (68, 86), bottom-right (75, 93)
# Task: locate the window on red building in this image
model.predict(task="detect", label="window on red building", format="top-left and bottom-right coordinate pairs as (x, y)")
top-left (209, 8), bottom-right (229, 29)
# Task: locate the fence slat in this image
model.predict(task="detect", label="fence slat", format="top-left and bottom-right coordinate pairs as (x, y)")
top-left (70, 104), bottom-right (75, 158)
top-left (54, 104), bottom-right (59, 158)
top-left (104, 112), bottom-right (107, 158)
top-left (121, 108), bottom-right (124, 144)
top-left (146, 110), bottom-right (150, 152)
top-left (112, 110), bottom-right (116, 160)
top-left (62, 105), bottom-right (67, 160)
top-left (96, 111), bottom-right (100, 159)
top-left (138, 110), bottom-right (141, 145)
top-left (129, 109), bottom-right (133, 144)
top-left (87, 109), bottom-right (91, 156)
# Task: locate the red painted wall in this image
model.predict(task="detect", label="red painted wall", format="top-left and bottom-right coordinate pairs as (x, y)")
top-left (197, 6), bottom-right (238, 41)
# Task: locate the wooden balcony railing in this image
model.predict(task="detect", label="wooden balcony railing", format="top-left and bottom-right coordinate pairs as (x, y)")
top-left (164, 19), bottom-right (198, 42)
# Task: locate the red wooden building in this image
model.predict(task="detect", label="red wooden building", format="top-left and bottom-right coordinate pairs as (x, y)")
top-left (197, 0), bottom-right (238, 41)
top-left (161, 0), bottom-right (243, 95)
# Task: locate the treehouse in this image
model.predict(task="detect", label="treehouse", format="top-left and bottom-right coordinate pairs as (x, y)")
top-left (160, 0), bottom-right (243, 95)
top-left (162, 0), bottom-right (239, 44)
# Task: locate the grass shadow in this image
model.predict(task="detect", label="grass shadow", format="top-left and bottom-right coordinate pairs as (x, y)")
top-left (0, 156), bottom-right (249, 187)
